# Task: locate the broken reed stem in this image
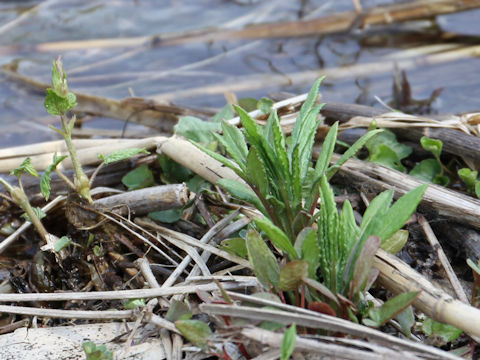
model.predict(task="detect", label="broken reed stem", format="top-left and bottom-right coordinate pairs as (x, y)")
top-left (0, 305), bottom-right (135, 320)
top-left (418, 214), bottom-right (469, 303)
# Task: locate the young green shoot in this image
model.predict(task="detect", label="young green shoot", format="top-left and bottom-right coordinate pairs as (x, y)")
top-left (44, 56), bottom-right (92, 203)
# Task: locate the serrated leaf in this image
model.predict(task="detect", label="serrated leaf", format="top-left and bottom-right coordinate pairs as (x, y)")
top-left (381, 229), bottom-right (409, 254)
top-left (11, 157), bottom-right (38, 178)
top-left (234, 105), bottom-right (263, 150)
top-left (254, 217), bottom-right (298, 259)
top-left (278, 260), bottom-right (308, 291)
top-left (21, 206), bottom-right (46, 222)
top-left (101, 148), bottom-right (149, 165)
top-left (299, 228), bottom-right (320, 279)
top-left (44, 88), bottom-right (72, 116)
top-left (366, 291), bottom-right (420, 327)
top-left (220, 237), bottom-right (248, 258)
top-left (175, 319), bottom-right (212, 350)
top-left (291, 77), bottom-right (325, 150)
top-left (281, 323), bottom-right (296, 360)
top-left (314, 122), bottom-right (338, 180)
top-left (420, 136), bottom-right (442, 159)
top-left (66, 92), bottom-right (77, 110)
top-left (246, 229), bottom-right (280, 290)
top-left (220, 119), bottom-right (248, 167)
top-left (54, 235), bottom-right (71, 252)
top-left (246, 146), bottom-right (269, 195)
top-left (122, 164), bottom-right (154, 190)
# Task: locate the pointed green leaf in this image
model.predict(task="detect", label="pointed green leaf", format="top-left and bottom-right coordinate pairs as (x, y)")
top-left (234, 105), bottom-right (263, 149)
top-left (291, 77), bottom-right (325, 149)
top-left (165, 300), bottom-right (192, 321)
top-left (299, 229), bottom-right (320, 279)
top-left (349, 236), bottom-right (380, 297)
top-left (374, 184), bottom-right (427, 241)
top-left (366, 291), bottom-right (420, 327)
top-left (53, 235), bottom-right (71, 252)
top-left (254, 217), bottom-right (298, 259)
top-left (281, 323), bottom-right (296, 360)
top-left (246, 229), bottom-right (280, 290)
top-left (381, 229), bottom-right (409, 254)
top-left (220, 119), bottom-right (248, 166)
top-left (360, 189), bottom-right (393, 232)
top-left (396, 305), bottom-right (415, 337)
top-left (217, 178), bottom-right (266, 215)
top-left (314, 121), bottom-right (338, 179)
top-left (175, 319), bottom-right (212, 350)
top-left (246, 146), bottom-right (269, 195)
top-left (328, 129), bottom-right (383, 178)
top-left (191, 140), bottom-right (245, 178)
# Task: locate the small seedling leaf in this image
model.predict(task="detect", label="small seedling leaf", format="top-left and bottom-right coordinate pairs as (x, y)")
top-left (420, 136), bottom-right (442, 159)
top-left (410, 159), bottom-right (441, 183)
top-left (101, 148), bottom-right (149, 165)
top-left (259, 97), bottom-right (274, 114)
top-left (21, 207), bottom-right (47, 222)
top-left (122, 164), bottom-right (155, 190)
top-left (314, 121), bottom-right (338, 180)
top-left (396, 305), bottom-right (415, 337)
top-left (458, 168), bottom-right (478, 192)
top-left (422, 317), bottom-right (462, 343)
top-left (366, 291), bottom-right (420, 327)
top-left (175, 319), bottom-right (212, 350)
top-left (254, 217), bottom-right (298, 259)
top-left (44, 88), bottom-right (72, 116)
top-left (149, 209), bottom-right (183, 223)
top-left (238, 97), bottom-right (259, 112)
top-left (246, 228), bottom-right (280, 290)
top-left (82, 341), bottom-right (113, 360)
top-left (122, 298), bottom-right (146, 309)
top-left (54, 235), bottom-right (71, 252)
top-left (281, 323), bottom-right (296, 360)
top-left (191, 141), bottom-right (244, 178)
top-left (11, 157), bottom-right (38, 178)
top-left (298, 228), bottom-right (320, 278)
top-left (219, 237), bottom-right (248, 258)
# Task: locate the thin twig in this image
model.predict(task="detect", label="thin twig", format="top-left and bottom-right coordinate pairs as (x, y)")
top-left (418, 214), bottom-right (469, 303)
top-left (0, 305), bottom-right (135, 320)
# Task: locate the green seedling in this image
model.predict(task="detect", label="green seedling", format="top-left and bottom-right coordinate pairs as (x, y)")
top-left (193, 78), bottom-right (426, 318)
top-left (44, 57), bottom-right (92, 203)
top-left (175, 319), bottom-right (212, 351)
top-left (458, 168), bottom-right (480, 198)
top-left (82, 342), bottom-right (113, 360)
top-left (410, 136), bottom-right (449, 186)
top-left (281, 323), bottom-right (296, 360)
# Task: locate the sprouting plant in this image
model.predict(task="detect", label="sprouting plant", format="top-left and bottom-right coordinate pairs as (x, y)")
top-left (82, 342), bottom-right (113, 360)
top-left (44, 56), bottom-right (92, 203)
top-left (193, 78), bottom-right (427, 319)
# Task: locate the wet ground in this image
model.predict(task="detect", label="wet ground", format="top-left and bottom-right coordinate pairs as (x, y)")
top-left (0, 0), bottom-right (479, 148)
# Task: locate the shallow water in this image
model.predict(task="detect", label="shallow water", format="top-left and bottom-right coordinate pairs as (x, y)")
top-left (0, 0), bottom-right (479, 148)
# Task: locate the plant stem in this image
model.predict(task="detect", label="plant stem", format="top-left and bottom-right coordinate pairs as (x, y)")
top-left (55, 169), bottom-right (75, 190)
top-left (60, 114), bottom-right (92, 203)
